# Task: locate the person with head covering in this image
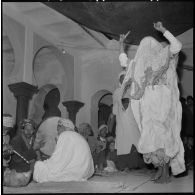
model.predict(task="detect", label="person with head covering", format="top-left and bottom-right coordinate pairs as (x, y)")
top-left (92, 124), bottom-right (110, 173)
top-left (9, 119), bottom-right (37, 173)
top-left (119, 22), bottom-right (185, 183)
top-left (78, 123), bottom-right (97, 154)
top-left (78, 123), bottom-right (94, 140)
top-left (33, 118), bottom-right (94, 183)
top-left (3, 114), bottom-right (14, 168)
top-left (3, 115), bottom-right (33, 187)
top-left (110, 68), bottom-right (141, 157)
top-left (33, 116), bottom-right (60, 160)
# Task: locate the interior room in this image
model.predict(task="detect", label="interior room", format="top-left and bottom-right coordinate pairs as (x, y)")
top-left (2, 2), bottom-right (193, 193)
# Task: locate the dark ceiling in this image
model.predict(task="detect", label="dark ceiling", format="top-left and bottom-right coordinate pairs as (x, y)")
top-left (44, 2), bottom-right (193, 45)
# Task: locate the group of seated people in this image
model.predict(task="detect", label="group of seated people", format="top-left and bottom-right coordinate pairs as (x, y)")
top-left (4, 100), bottom-right (193, 187)
top-left (78, 122), bottom-right (145, 173)
top-left (3, 115), bottom-right (95, 187)
top-left (3, 113), bottom-right (145, 187)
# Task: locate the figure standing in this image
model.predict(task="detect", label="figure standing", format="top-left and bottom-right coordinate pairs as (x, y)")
top-left (119, 22), bottom-right (185, 183)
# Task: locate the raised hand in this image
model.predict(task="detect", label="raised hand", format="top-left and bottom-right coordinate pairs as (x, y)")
top-left (119, 31), bottom-right (131, 44)
top-left (153, 22), bottom-right (166, 34)
top-left (119, 34), bottom-right (126, 44)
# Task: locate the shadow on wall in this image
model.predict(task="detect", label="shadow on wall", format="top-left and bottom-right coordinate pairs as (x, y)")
top-left (29, 84), bottom-right (61, 126)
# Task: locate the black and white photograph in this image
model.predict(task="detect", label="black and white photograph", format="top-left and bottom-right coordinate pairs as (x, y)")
top-left (2, 1), bottom-right (193, 193)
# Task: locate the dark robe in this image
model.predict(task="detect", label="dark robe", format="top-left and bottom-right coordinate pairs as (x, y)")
top-left (107, 145), bottom-right (146, 171)
top-left (9, 135), bottom-right (37, 172)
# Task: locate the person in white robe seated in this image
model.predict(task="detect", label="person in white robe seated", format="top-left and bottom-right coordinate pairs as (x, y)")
top-left (33, 118), bottom-right (94, 183)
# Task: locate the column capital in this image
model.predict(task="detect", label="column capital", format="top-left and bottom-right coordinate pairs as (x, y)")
top-left (62, 100), bottom-right (84, 124)
top-left (8, 82), bottom-right (38, 98)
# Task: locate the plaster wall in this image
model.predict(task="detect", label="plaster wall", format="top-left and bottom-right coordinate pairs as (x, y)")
top-left (3, 16), bottom-right (74, 123)
top-left (3, 14), bottom-right (193, 128)
top-left (74, 30), bottom-right (193, 130)
top-left (74, 40), bottom-right (121, 130)
top-left (28, 34), bottom-right (74, 124)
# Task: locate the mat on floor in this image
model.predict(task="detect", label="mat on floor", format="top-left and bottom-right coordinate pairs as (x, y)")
top-left (3, 180), bottom-right (126, 193)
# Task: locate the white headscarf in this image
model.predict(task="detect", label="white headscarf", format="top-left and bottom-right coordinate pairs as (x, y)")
top-left (58, 118), bottom-right (75, 130)
top-left (98, 124), bottom-right (108, 134)
top-left (78, 123), bottom-right (91, 135)
top-left (3, 116), bottom-right (14, 128)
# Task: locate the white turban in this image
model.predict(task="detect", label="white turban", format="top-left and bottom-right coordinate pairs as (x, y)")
top-left (58, 118), bottom-right (75, 130)
top-left (98, 124), bottom-right (108, 134)
top-left (3, 116), bottom-right (14, 128)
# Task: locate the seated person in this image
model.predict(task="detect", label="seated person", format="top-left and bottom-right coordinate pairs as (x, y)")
top-left (33, 118), bottom-right (94, 183)
top-left (3, 115), bottom-right (32, 187)
top-left (93, 125), bottom-right (109, 173)
top-left (104, 141), bottom-right (118, 172)
top-left (116, 144), bottom-right (146, 171)
top-left (78, 123), bottom-right (97, 154)
top-left (33, 116), bottom-right (60, 160)
top-left (105, 141), bottom-right (145, 172)
top-left (9, 119), bottom-right (37, 173)
top-left (3, 114), bottom-right (13, 169)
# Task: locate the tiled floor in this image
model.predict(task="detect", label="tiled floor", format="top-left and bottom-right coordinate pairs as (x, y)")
top-left (4, 168), bottom-right (193, 193)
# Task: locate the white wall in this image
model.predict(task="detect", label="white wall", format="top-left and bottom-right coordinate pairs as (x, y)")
top-left (74, 40), bottom-right (121, 129)
top-left (3, 16), bottom-right (74, 124)
top-left (3, 14), bottom-right (193, 129)
top-left (74, 29), bottom-right (193, 130)
top-left (3, 35), bottom-right (17, 117)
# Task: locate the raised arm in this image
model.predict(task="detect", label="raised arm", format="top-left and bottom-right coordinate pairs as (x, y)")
top-left (119, 31), bottom-right (130, 68)
top-left (154, 22), bottom-right (182, 54)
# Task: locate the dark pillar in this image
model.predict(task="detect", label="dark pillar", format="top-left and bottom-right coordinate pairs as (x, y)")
top-left (62, 100), bottom-right (84, 125)
top-left (8, 82), bottom-right (38, 133)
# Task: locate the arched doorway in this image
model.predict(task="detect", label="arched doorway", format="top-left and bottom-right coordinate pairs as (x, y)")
top-left (98, 93), bottom-right (112, 127)
top-left (91, 89), bottom-right (112, 137)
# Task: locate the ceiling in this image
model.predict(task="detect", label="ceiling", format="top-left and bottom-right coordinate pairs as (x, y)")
top-left (44, 2), bottom-right (193, 45)
top-left (3, 2), bottom-right (193, 59)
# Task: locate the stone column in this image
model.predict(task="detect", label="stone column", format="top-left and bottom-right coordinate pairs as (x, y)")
top-left (62, 100), bottom-right (84, 125)
top-left (8, 82), bottom-right (38, 133)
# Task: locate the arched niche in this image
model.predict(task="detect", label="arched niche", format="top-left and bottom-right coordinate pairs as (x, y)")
top-left (98, 93), bottom-right (112, 127)
top-left (90, 89), bottom-right (112, 137)
top-left (33, 45), bottom-right (74, 100)
top-left (3, 15), bottom-right (24, 79)
top-left (32, 45), bottom-right (74, 119)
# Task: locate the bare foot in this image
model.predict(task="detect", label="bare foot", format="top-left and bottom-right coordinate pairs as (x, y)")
top-left (154, 163), bottom-right (171, 184)
top-left (154, 174), bottom-right (171, 184)
top-left (151, 167), bottom-right (162, 181)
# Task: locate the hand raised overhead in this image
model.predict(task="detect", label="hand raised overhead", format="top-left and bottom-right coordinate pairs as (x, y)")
top-left (153, 22), bottom-right (166, 34)
top-left (119, 30), bottom-right (131, 43)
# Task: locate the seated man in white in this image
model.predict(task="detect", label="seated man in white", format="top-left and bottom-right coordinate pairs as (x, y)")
top-left (33, 118), bottom-right (94, 183)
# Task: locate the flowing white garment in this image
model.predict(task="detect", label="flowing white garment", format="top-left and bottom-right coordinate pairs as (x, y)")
top-left (113, 88), bottom-right (140, 155)
top-left (33, 131), bottom-right (94, 183)
top-left (120, 35), bottom-right (185, 175)
top-left (34, 117), bottom-right (60, 156)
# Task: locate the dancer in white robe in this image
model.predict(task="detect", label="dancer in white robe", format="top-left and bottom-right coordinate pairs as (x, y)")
top-left (33, 118), bottom-right (94, 183)
top-left (119, 22), bottom-right (185, 183)
top-left (112, 71), bottom-right (140, 155)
